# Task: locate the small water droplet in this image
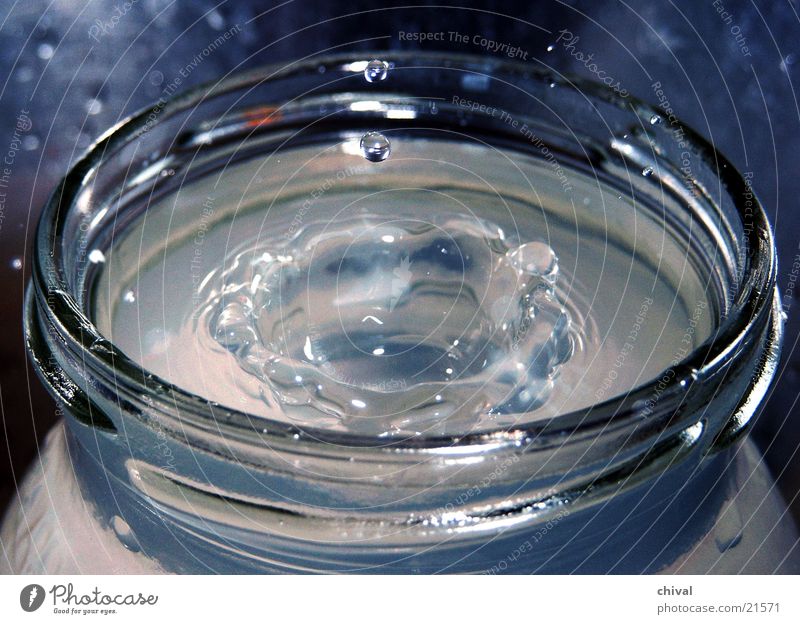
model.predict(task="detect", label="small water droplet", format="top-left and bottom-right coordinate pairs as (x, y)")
top-left (642, 165), bottom-right (654, 177)
top-left (546, 44), bottom-right (555, 52)
top-left (111, 515), bottom-right (141, 552)
top-left (364, 59), bottom-right (389, 83)
top-left (507, 241), bottom-right (558, 279)
top-left (123, 290), bottom-right (136, 303)
top-left (10, 257), bottom-right (23, 270)
top-left (649, 113), bottom-right (662, 125)
top-left (88, 249), bottom-right (106, 264)
top-left (22, 135), bottom-right (40, 151)
top-left (85, 98), bottom-right (103, 115)
top-left (149, 70), bottom-right (164, 86)
top-left (37, 43), bottom-right (54, 60)
top-left (205, 8), bottom-right (225, 30)
top-left (360, 132), bottom-right (391, 162)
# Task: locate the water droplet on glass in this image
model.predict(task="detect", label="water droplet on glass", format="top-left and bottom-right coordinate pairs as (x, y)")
top-left (85, 98), bottom-right (103, 115)
top-left (37, 43), bottom-right (54, 60)
top-left (546, 44), bottom-right (555, 52)
top-left (205, 8), bottom-right (225, 30)
top-left (649, 114), bottom-right (662, 125)
top-left (111, 515), bottom-right (141, 552)
top-left (22, 135), bottom-right (40, 151)
top-left (360, 132), bottom-right (391, 162)
top-left (10, 257), bottom-right (22, 270)
top-left (149, 70), bottom-right (164, 86)
top-left (642, 165), bottom-right (654, 177)
top-left (364, 59), bottom-right (389, 83)
top-left (123, 290), bottom-right (136, 303)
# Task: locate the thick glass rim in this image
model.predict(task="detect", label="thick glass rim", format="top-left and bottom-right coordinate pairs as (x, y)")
top-left (29, 51), bottom-right (778, 451)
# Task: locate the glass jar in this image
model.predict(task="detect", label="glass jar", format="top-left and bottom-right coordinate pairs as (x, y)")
top-left (2, 53), bottom-right (797, 574)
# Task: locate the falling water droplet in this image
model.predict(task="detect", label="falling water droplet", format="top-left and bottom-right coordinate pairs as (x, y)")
top-left (649, 113), bottom-right (662, 125)
top-left (111, 515), bottom-right (141, 552)
top-left (364, 59), bottom-right (389, 83)
top-left (642, 165), bottom-right (654, 177)
top-left (360, 132), bottom-right (391, 162)
top-left (10, 257), bottom-right (23, 270)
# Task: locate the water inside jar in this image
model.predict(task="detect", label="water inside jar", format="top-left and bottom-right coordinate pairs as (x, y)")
top-left (93, 137), bottom-right (714, 437)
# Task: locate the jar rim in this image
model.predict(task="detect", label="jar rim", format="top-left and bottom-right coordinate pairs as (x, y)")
top-left (29, 51), bottom-right (778, 452)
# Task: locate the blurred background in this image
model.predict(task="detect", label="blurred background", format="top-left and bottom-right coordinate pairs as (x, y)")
top-left (1, 0), bottom-right (799, 521)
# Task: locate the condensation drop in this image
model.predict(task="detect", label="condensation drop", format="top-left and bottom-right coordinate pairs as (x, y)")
top-left (649, 114), bottom-right (662, 125)
top-left (364, 59), bottom-right (389, 83)
top-left (360, 132), bottom-right (391, 162)
top-left (546, 44), bottom-right (555, 52)
top-left (10, 257), bottom-right (22, 270)
top-left (123, 290), bottom-right (136, 303)
top-left (642, 165), bottom-right (654, 177)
